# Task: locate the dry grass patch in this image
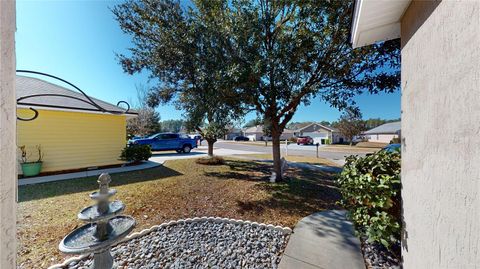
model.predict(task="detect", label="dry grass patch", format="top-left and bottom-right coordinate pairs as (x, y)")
top-left (320, 144), bottom-right (379, 153)
top-left (17, 158), bottom-right (340, 268)
top-left (237, 153), bottom-right (340, 167)
top-left (195, 155), bottom-right (226, 165)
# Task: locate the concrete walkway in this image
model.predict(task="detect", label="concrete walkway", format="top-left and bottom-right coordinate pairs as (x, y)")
top-left (279, 210), bottom-right (365, 269)
top-left (18, 161), bottom-right (162, 186)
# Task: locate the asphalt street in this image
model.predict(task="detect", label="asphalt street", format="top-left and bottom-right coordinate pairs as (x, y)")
top-left (214, 141), bottom-right (368, 162)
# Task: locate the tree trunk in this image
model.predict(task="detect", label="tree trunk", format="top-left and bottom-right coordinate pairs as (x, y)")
top-left (271, 130), bottom-right (282, 182)
top-left (207, 139), bottom-right (216, 156)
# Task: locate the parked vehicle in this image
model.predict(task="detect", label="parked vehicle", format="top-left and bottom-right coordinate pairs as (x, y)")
top-left (233, 135), bottom-right (250, 141)
top-left (129, 133), bottom-right (197, 153)
top-left (367, 143), bottom-right (401, 157)
top-left (296, 136), bottom-right (314, 145)
top-left (189, 134), bottom-right (203, 141)
top-left (382, 143), bottom-right (401, 153)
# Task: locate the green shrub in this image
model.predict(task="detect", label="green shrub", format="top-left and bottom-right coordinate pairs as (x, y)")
top-left (337, 150), bottom-right (401, 247)
top-left (195, 156), bottom-right (225, 165)
top-left (120, 144), bottom-right (152, 163)
top-left (324, 138), bottom-right (331, 144)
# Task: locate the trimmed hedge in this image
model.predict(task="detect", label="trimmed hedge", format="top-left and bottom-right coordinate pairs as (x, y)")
top-left (120, 144), bottom-right (152, 163)
top-left (337, 150), bottom-right (401, 247)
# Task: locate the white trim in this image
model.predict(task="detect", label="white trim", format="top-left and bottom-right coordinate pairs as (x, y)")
top-left (350, 0), bottom-right (411, 48)
top-left (350, 0), bottom-right (364, 48)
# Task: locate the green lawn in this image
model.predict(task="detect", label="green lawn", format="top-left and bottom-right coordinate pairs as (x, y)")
top-left (17, 158), bottom-right (341, 268)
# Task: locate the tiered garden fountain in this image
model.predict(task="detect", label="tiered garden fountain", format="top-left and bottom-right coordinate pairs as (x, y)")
top-left (59, 173), bottom-right (136, 269)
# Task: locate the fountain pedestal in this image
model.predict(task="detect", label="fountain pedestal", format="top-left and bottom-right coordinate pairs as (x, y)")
top-left (59, 173), bottom-right (136, 269)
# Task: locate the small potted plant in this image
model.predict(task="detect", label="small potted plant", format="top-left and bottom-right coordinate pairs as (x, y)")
top-left (19, 145), bottom-right (44, 177)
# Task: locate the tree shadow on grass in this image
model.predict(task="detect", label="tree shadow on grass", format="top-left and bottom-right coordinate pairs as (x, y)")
top-left (18, 166), bottom-right (182, 202)
top-left (204, 159), bottom-right (273, 181)
top-left (205, 159), bottom-right (342, 218)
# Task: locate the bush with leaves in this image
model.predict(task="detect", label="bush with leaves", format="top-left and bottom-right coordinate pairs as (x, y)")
top-left (337, 150), bottom-right (401, 247)
top-left (120, 144), bottom-right (152, 164)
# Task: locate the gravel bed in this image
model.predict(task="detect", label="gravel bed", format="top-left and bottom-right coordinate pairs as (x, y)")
top-left (63, 221), bottom-right (290, 269)
top-left (361, 236), bottom-right (401, 269)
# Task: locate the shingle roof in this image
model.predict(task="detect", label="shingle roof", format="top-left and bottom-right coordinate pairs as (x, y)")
top-left (16, 75), bottom-right (137, 115)
top-left (295, 123), bottom-right (336, 132)
top-left (244, 125), bottom-right (264, 133)
top-left (363, 121), bottom-right (401, 134)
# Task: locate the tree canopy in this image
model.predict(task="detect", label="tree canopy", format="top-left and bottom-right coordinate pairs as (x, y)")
top-left (113, 0), bottom-right (400, 178)
top-left (126, 85), bottom-right (161, 138)
top-left (222, 0), bottom-right (400, 179)
top-left (113, 0), bottom-right (245, 156)
top-left (336, 109), bottom-right (366, 145)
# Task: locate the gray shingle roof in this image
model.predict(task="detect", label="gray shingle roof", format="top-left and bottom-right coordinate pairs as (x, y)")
top-left (16, 75), bottom-right (137, 115)
top-left (363, 121), bottom-right (401, 134)
top-left (295, 123), bottom-right (336, 132)
top-left (244, 125), bottom-right (264, 133)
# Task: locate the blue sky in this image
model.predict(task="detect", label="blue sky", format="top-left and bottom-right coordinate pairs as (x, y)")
top-left (16, 0), bottom-right (400, 123)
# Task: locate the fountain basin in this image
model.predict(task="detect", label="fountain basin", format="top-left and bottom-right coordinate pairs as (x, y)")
top-left (78, 200), bottom-right (125, 222)
top-left (59, 215), bottom-right (135, 254)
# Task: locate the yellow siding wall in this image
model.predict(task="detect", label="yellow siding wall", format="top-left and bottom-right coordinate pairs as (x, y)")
top-left (17, 108), bottom-right (126, 173)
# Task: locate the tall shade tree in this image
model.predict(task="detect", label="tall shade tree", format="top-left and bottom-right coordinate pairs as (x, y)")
top-left (160, 119), bottom-right (185, 133)
top-left (220, 0), bottom-right (400, 181)
top-left (126, 84), bottom-right (161, 138)
top-left (336, 109), bottom-right (366, 146)
top-left (112, 0), bottom-right (245, 156)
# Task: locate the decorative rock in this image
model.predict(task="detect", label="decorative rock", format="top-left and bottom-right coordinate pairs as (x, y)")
top-left (52, 219), bottom-right (291, 269)
top-left (360, 236), bottom-right (401, 269)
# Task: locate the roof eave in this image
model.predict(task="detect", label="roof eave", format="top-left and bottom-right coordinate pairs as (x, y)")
top-left (350, 0), bottom-right (411, 48)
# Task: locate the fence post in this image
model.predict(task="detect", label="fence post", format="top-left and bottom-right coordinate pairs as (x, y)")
top-left (285, 139), bottom-right (288, 156)
top-left (316, 143), bottom-right (319, 158)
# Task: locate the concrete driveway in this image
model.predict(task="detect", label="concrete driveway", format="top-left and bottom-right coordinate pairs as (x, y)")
top-left (215, 141), bottom-right (368, 163)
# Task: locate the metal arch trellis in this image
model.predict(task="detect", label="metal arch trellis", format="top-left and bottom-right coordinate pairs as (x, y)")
top-left (16, 70), bottom-right (131, 121)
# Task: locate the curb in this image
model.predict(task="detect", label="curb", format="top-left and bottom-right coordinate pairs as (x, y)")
top-left (48, 216), bottom-right (292, 269)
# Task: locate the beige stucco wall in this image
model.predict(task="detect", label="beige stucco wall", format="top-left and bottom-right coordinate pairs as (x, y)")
top-left (401, 1), bottom-right (480, 268)
top-left (0, 0), bottom-right (17, 267)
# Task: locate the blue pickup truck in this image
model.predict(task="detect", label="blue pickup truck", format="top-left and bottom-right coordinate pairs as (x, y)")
top-left (129, 133), bottom-right (198, 153)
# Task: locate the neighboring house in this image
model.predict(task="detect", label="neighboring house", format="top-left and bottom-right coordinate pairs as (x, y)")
top-left (351, 1), bottom-right (479, 268)
top-left (224, 127), bottom-right (242, 140)
top-left (294, 123), bottom-right (346, 144)
top-left (16, 75), bottom-right (137, 174)
top-left (243, 125), bottom-right (264, 141)
top-left (363, 121), bottom-right (401, 143)
top-left (279, 128), bottom-right (295, 141)
top-left (243, 125), bottom-right (294, 141)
